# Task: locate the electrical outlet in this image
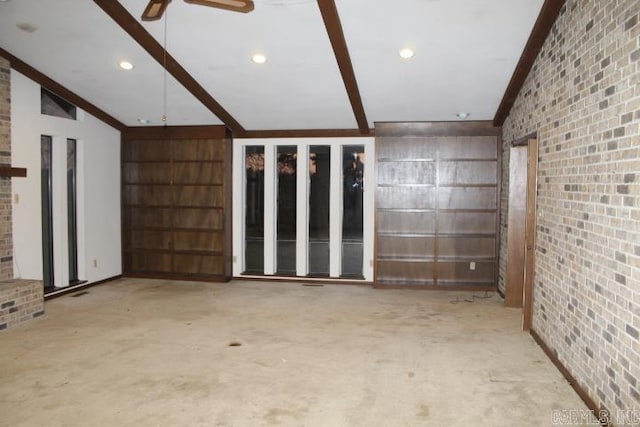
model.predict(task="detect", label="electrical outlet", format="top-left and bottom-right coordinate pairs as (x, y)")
top-left (232, 255), bottom-right (237, 263)
top-left (470, 261), bottom-right (476, 271)
top-left (93, 259), bottom-right (98, 268)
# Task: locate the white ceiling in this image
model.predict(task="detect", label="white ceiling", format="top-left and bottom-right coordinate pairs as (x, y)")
top-left (0, 0), bottom-right (544, 130)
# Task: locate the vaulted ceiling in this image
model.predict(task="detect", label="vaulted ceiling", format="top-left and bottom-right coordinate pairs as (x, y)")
top-left (0, 0), bottom-right (547, 132)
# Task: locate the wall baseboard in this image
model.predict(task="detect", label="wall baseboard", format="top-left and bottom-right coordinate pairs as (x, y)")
top-left (44, 275), bottom-right (123, 300)
top-left (375, 284), bottom-right (497, 292)
top-left (236, 275), bottom-right (372, 287)
top-left (530, 328), bottom-right (609, 427)
top-left (122, 273), bottom-right (231, 283)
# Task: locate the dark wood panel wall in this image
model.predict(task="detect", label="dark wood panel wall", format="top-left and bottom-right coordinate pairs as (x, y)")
top-left (122, 126), bottom-right (232, 281)
top-left (374, 122), bottom-right (501, 289)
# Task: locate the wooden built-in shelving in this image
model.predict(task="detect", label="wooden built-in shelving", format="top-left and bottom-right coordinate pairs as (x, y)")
top-left (122, 127), bottom-right (231, 282)
top-left (374, 122), bottom-right (500, 289)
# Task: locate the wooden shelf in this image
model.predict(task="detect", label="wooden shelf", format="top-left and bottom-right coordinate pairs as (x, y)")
top-left (123, 182), bottom-right (224, 187)
top-left (440, 158), bottom-right (498, 162)
top-left (377, 158), bottom-right (436, 163)
top-left (377, 208), bottom-right (436, 213)
top-left (123, 135), bottom-right (231, 281)
top-left (377, 256), bottom-right (435, 262)
top-left (127, 226), bottom-right (224, 233)
top-left (439, 209), bottom-right (497, 214)
top-left (439, 183), bottom-right (497, 188)
top-left (126, 204), bottom-right (224, 210)
top-left (123, 160), bottom-right (223, 164)
top-left (437, 233), bottom-right (496, 238)
top-left (377, 183), bottom-right (436, 188)
top-left (374, 125), bottom-right (500, 288)
top-left (0, 167), bottom-right (27, 178)
top-left (124, 248), bottom-right (224, 256)
top-left (172, 160), bottom-right (225, 164)
top-left (122, 160), bottom-right (171, 164)
top-left (377, 232), bottom-right (436, 237)
top-left (437, 256), bottom-right (496, 262)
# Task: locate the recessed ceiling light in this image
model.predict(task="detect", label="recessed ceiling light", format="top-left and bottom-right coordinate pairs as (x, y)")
top-left (137, 118), bottom-right (150, 124)
top-left (119, 61), bottom-right (134, 70)
top-left (399, 48), bottom-right (415, 59)
top-left (456, 112), bottom-right (470, 119)
top-left (252, 54), bottom-right (267, 64)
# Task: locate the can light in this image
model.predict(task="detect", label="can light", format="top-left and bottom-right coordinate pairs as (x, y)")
top-left (252, 54), bottom-right (267, 64)
top-left (119, 61), bottom-right (134, 70)
top-left (399, 48), bottom-right (415, 59)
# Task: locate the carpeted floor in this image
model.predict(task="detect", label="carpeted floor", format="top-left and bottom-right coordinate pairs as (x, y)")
top-left (0, 278), bottom-right (592, 426)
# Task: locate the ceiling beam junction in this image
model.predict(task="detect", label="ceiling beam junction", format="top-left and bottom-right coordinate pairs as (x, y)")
top-left (317, 0), bottom-right (369, 133)
top-left (93, 0), bottom-right (245, 133)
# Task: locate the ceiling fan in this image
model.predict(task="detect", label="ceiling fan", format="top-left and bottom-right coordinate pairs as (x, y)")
top-left (142, 0), bottom-right (254, 21)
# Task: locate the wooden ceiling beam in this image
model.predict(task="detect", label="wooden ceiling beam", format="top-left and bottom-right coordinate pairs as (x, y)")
top-left (493, 0), bottom-right (566, 126)
top-left (317, 0), bottom-right (369, 133)
top-left (93, 0), bottom-right (245, 133)
top-left (0, 47), bottom-right (126, 131)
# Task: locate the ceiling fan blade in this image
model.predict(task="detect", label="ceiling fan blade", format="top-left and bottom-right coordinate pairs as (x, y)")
top-left (184, 0), bottom-right (254, 13)
top-left (142, 0), bottom-right (172, 21)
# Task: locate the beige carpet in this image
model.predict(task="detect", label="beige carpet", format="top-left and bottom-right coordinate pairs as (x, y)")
top-left (0, 278), bottom-right (592, 426)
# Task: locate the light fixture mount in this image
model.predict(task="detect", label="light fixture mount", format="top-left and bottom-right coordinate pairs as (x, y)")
top-left (184, 0), bottom-right (254, 13)
top-left (142, 0), bottom-right (254, 21)
top-left (142, 0), bottom-right (172, 21)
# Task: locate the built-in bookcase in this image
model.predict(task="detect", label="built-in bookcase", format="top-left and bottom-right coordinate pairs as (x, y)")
top-left (374, 122), bottom-right (500, 289)
top-left (122, 127), bottom-right (232, 281)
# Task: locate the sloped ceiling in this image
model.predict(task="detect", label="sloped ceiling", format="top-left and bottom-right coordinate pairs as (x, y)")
top-left (0, 0), bottom-right (545, 131)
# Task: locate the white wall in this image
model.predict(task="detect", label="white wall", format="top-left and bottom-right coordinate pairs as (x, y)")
top-left (11, 70), bottom-right (121, 286)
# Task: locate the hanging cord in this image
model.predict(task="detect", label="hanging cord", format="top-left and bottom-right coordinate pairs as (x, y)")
top-left (161, 7), bottom-right (168, 125)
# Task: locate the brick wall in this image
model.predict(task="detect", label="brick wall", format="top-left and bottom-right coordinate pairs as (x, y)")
top-left (0, 56), bottom-right (12, 280)
top-left (499, 0), bottom-right (640, 422)
top-left (0, 279), bottom-right (43, 330)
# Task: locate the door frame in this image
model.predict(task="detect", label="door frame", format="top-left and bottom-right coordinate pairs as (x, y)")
top-left (504, 133), bottom-right (538, 331)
